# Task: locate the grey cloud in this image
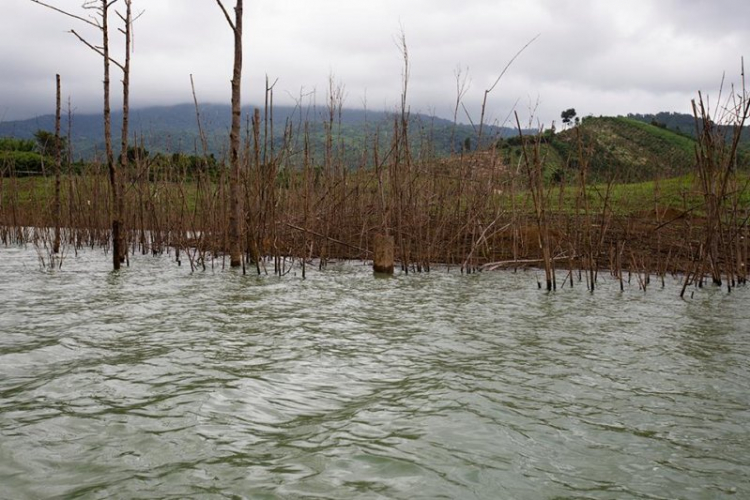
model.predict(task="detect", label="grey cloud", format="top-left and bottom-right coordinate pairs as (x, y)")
top-left (1, 0), bottom-right (747, 127)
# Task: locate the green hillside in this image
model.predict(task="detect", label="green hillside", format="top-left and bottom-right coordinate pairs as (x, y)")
top-left (497, 116), bottom-right (700, 182)
top-left (628, 111), bottom-right (749, 139)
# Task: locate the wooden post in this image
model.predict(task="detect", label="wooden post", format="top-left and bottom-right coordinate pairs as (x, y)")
top-left (373, 233), bottom-right (394, 275)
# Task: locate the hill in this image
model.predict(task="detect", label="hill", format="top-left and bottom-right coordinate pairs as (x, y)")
top-left (627, 111), bottom-right (750, 150)
top-left (497, 116), bottom-right (700, 182)
top-left (6, 107), bottom-right (746, 181)
top-left (0, 103), bottom-right (521, 163)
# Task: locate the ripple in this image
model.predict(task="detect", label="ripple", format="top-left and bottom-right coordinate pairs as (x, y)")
top-left (0, 246), bottom-right (749, 499)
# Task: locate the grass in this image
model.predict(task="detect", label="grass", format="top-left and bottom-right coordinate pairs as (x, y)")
top-left (490, 172), bottom-right (750, 218)
top-left (618, 117), bottom-right (696, 150)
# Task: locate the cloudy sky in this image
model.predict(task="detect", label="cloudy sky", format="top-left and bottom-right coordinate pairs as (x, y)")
top-left (1, 0), bottom-right (748, 127)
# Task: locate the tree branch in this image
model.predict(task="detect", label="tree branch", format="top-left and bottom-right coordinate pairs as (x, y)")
top-left (117, 8), bottom-right (144, 25)
top-left (477, 33), bottom-right (540, 147)
top-left (70, 29), bottom-right (125, 71)
top-left (214, 0), bottom-right (236, 31)
top-left (29, 0), bottom-right (100, 28)
top-left (487, 33), bottom-right (540, 94)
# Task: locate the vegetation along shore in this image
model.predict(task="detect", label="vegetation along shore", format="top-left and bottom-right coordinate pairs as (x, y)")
top-left (2, 1), bottom-right (749, 296)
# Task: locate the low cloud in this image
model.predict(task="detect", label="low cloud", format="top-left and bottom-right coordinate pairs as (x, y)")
top-left (1, 0), bottom-right (747, 126)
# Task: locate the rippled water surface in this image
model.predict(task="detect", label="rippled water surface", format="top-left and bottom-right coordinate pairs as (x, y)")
top-left (1, 246), bottom-right (749, 499)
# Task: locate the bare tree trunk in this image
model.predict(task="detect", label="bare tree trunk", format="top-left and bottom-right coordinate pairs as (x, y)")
top-left (53, 73), bottom-right (62, 254)
top-left (117, 0), bottom-right (133, 267)
top-left (97, 0), bottom-right (120, 270)
top-left (216, 0), bottom-right (244, 267)
top-left (516, 112), bottom-right (553, 291)
top-left (30, 1), bottom-right (130, 266)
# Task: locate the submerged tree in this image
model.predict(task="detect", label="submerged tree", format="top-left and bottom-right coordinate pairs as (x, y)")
top-left (691, 61), bottom-right (750, 290)
top-left (53, 75), bottom-right (62, 254)
top-left (30, 0), bottom-right (138, 270)
top-left (215, 0), bottom-right (244, 268)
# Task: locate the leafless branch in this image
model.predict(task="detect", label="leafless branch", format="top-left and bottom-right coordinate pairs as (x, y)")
top-left (214, 0), bottom-right (236, 31)
top-left (461, 102), bottom-right (478, 133)
top-left (70, 29), bottom-right (125, 71)
top-left (477, 33), bottom-right (540, 148)
top-left (29, 0), bottom-right (100, 28)
top-left (115, 4), bottom-right (143, 24)
top-left (487, 33), bottom-right (540, 94)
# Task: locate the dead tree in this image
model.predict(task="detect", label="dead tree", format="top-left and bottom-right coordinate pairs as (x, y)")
top-left (215, 0), bottom-right (244, 268)
top-left (53, 74), bottom-right (62, 254)
top-left (31, 0), bottom-right (137, 271)
top-left (691, 62), bottom-right (750, 288)
top-left (116, 0), bottom-right (134, 267)
top-left (476, 34), bottom-right (539, 150)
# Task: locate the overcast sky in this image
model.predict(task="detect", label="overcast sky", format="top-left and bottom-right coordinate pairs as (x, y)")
top-left (1, 0), bottom-right (748, 128)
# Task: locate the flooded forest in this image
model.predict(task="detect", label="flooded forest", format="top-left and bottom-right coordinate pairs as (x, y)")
top-left (2, 1), bottom-right (749, 296)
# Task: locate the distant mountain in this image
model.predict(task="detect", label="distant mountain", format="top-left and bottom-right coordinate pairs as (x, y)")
top-left (626, 111), bottom-right (750, 148)
top-left (0, 103), bottom-right (522, 162)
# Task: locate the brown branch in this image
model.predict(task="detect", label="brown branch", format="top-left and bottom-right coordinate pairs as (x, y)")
top-left (481, 254), bottom-right (572, 271)
top-left (285, 222), bottom-right (372, 255)
top-left (462, 220), bottom-right (511, 271)
top-left (70, 29), bottom-right (125, 72)
top-left (478, 34), bottom-right (540, 145)
top-left (29, 0), bottom-right (100, 28)
top-left (115, 6), bottom-right (143, 25)
top-left (653, 206), bottom-right (699, 231)
top-left (214, 0), bottom-right (236, 31)
top-left (487, 34), bottom-right (540, 95)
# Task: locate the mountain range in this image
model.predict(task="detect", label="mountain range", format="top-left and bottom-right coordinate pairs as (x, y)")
top-left (0, 103), bottom-right (521, 162)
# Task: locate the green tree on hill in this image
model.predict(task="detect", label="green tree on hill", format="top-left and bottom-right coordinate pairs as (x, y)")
top-left (33, 129), bottom-right (67, 158)
top-left (561, 108), bottom-right (577, 128)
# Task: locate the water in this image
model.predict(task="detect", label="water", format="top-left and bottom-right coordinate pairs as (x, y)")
top-left (1, 246), bottom-right (749, 499)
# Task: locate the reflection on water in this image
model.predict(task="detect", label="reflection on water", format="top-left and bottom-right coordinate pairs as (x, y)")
top-left (1, 246), bottom-right (749, 499)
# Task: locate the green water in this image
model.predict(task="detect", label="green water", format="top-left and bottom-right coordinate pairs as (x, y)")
top-left (1, 246), bottom-right (749, 499)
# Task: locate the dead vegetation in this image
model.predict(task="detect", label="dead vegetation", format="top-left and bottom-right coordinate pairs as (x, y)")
top-left (4, 5), bottom-right (749, 294)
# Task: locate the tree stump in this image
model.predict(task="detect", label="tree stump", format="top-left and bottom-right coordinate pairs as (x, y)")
top-left (373, 233), bottom-right (394, 275)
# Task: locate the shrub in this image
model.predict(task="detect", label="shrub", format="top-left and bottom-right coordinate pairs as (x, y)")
top-left (0, 151), bottom-right (49, 176)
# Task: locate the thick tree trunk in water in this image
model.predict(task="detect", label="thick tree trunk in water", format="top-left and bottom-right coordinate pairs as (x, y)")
top-left (118, 0), bottom-right (132, 267)
top-left (53, 74), bottom-right (62, 254)
top-left (29, 0), bottom-right (135, 269)
top-left (373, 233), bottom-right (394, 275)
top-left (101, 0), bottom-right (120, 271)
top-left (225, 0), bottom-right (244, 268)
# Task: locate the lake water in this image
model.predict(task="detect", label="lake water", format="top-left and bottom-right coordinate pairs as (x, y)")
top-left (1, 245), bottom-right (749, 499)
